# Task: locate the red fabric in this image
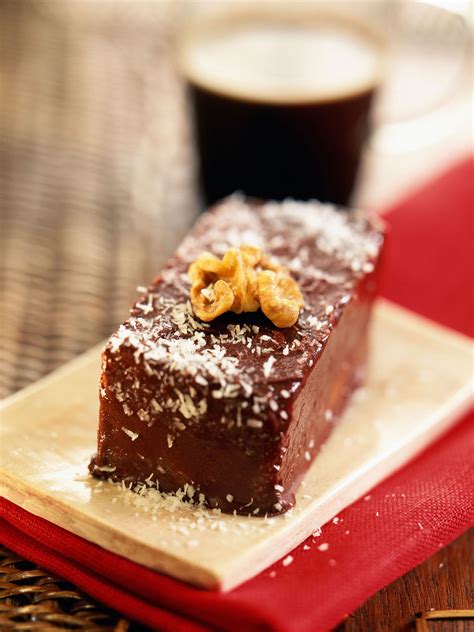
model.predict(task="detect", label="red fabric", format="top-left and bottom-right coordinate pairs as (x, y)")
top-left (1, 156), bottom-right (474, 632)
top-left (380, 157), bottom-right (474, 336)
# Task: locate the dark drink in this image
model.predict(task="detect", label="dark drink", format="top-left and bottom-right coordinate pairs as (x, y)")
top-left (177, 7), bottom-right (384, 206)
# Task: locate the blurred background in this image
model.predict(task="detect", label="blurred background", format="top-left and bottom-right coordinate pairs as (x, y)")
top-left (1, 0), bottom-right (472, 398)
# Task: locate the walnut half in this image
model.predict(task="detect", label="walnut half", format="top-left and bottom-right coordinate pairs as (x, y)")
top-left (257, 270), bottom-right (304, 328)
top-left (188, 245), bottom-right (304, 328)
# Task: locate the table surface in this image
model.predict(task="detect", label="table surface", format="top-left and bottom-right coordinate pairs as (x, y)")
top-left (0, 2), bottom-right (472, 630)
top-left (338, 529), bottom-right (474, 632)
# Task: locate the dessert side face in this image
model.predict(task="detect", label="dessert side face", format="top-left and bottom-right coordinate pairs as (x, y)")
top-left (90, 197), bottom-right (385, 515)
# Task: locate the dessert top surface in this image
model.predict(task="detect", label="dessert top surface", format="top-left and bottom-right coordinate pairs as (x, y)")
top-left (107, 196), bottom-right (384, 422)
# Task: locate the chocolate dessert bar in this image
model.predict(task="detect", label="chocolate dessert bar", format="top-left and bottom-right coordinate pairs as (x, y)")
top-left (90, 196), bottom-right (385, 515)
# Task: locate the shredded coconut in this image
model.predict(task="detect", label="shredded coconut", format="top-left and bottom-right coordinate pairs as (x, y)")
top-left (121, 427), bottom-right (139, 441)
top-left (263, 355), bottom-right (276, 378)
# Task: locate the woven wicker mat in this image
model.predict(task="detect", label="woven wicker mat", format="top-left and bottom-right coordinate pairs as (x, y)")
top-left (0, 1), bottom-right (197, 627)
top-left (0, 545), bottom-right (136, 631)
top-left (0, 0), bottom-right (197, 397)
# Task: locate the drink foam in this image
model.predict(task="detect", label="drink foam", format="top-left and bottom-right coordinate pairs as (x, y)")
top-left (179, 14), bottom-right (382, 103)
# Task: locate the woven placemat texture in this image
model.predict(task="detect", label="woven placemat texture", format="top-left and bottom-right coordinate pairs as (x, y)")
top-left (0, 545), bottom-right (134, 631)
top-left (0, 0), bottom-right (198, 398)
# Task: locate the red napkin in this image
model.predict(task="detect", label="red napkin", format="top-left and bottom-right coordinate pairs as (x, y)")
top-left (2, 157), bottom-right (473, 632)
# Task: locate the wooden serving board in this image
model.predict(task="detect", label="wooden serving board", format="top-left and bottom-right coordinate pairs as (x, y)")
top-left (1, 300), bottom-right (472, 591)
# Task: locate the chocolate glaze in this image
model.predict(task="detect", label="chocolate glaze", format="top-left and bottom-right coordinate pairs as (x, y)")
top-left (90, 196), bottom-right (385, 515)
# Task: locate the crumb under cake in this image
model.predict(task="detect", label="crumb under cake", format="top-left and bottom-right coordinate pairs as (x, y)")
top-left (90, 196), bottom-right (385, 515)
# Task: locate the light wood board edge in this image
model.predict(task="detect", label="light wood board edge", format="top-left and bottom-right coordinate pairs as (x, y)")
top-left (0, 470), bottom-right (221, 589)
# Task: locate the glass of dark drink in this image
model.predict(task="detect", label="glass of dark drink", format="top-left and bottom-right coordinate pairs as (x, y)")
top-left (177, 5), bottom-right (385, 207)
